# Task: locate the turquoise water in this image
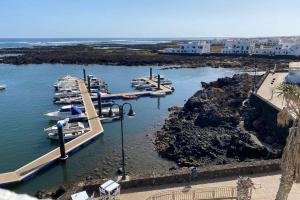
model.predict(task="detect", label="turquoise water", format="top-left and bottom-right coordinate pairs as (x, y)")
top-left (0, 64), bottom-right (235, 194)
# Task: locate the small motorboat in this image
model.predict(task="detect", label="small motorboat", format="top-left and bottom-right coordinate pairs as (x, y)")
top-left (45, 121), bottom-right (88, 140)
top-left (101, 116), bottom-right (121, 123)
top-left (44, 105), bottom-right (86, 121)
top-left (135, 83), bottom-right (152, 90)
top-left (150, 91), bottom-right (166, 97)
top-left (122, 94), bottom-right (138, 99)
top-left (53, 96), bottom-right (83, 104)
top-left (0, 85), bottom-right (6, 90)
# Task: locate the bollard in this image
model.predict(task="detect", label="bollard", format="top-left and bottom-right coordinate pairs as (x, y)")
top-left (87, 75), bottom-right (91, 93)
top-left (83, 68), bottom-right (86, 82)
top-left (97, 90), bottom-right (102, 117)
top-left (57, 121), bottom-right (67, 160)
top-left (157, 74), bottom-right (161, 90)
top-left (150, 68), bottom-right (153, 80)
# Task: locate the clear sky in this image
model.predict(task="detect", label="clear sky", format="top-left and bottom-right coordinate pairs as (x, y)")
top-left (0, 0), bottom-right (300, 38)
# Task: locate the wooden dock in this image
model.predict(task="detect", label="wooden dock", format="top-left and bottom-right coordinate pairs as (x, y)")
top-left (0, 80), bottom-right (103, 185)
top-left (101, 76), bottom-right (173, 100)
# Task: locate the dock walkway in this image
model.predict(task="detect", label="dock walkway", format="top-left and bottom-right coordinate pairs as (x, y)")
top-left (101, 77), bottom-right (173, 100)
top-left (0, 80), bottom-right (103, 185)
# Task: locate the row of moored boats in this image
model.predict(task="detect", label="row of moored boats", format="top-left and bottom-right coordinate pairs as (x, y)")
top-left (44, 75), bottom-right (118, 140)
top-left (131, 75), bottom-right (174, 97)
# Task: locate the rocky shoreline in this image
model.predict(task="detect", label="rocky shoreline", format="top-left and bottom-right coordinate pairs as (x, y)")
top-left (0, 43), bottom-right (296, 70)
top-left (155, 74), bottom-right (284, 167)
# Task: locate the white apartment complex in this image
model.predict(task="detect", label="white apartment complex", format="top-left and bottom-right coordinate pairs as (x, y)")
top-left (253, 43), bottom-right (300, 56)
top-left (222, 40), bottom-right (255, 54)
top-left (161, 41), bottom-right (210, 54)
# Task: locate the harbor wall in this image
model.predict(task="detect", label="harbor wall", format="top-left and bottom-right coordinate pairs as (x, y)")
top-left (250, 93), bottom-right (290, 142)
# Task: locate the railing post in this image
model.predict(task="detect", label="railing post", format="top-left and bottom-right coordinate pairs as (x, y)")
top-left (150, 67), bottom-right (152, 80)
top-left (172, 192), bottom-right (175, 200)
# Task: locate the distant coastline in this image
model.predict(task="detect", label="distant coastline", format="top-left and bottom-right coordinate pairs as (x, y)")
top-left (0, 41), bottom-right (297, 70)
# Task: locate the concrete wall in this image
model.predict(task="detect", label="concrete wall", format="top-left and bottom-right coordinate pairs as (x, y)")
top-left (250, 93), bottom-right (290, 142)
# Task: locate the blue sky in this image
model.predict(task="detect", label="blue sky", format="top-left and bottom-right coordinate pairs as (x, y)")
top-left (0, 0), bottom-right (300, 38)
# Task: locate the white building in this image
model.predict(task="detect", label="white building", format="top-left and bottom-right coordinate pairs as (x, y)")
top-left (222, 40), bottom-right (255, 54)
top-left (253, 43), bottom-right (300, 56)
top-left (160, 41), bottom-right (211, 54)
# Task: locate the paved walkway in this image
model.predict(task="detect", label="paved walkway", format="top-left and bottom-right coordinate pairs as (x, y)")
top-left (120, 172), bottom-right (300, 200)
top-left (256, 72), bottom-right (288, 111)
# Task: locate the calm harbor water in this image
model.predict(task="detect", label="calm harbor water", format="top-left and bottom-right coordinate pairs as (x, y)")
top-left (0, 64), bottom-right (236, 194)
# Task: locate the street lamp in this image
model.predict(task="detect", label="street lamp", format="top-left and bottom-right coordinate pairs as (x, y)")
top-left (108, 102), bottom-right (136, 180)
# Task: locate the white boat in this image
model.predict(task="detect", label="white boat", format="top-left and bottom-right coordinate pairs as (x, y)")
top-left (101, 116), bottom-right (121, 123)
top-left (44, 105), bottom-right (86, 121)
top-left (150, 91), bottom-right (166, 97)
top-left (54, 90), bottom-right (81, 99)
top-left (0, 85), bottom-right (6, 90)
top-left (45, 121), bottom-right (88, 140)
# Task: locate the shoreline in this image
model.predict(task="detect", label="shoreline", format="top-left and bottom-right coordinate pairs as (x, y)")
top-left (0, 43), bottom-right (297, 70)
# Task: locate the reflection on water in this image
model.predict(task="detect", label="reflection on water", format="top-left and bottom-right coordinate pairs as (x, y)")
top-left (0, 64), bottom-right (236, 194)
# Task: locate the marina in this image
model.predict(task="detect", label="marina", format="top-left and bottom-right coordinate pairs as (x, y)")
top-left (0, 64), bottom-right (235, 194)
top-left (0, 78), bottom-right (104, 185)
top-left (0, 67), bottom-right (175, 186)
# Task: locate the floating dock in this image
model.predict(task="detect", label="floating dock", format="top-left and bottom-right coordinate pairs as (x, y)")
top-left (101, 76), bottom-right (173, 100)
top-left (0, 80), bottom-right (103, 185)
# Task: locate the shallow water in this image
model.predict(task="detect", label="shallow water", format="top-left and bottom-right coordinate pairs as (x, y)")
top-left (0, 64), bottom-right (236, 194)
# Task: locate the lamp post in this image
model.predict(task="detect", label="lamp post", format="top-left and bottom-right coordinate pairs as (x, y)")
top-left (108, 103), bottom-right (135, 180)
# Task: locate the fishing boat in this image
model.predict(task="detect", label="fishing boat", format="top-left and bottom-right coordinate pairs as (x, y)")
top-left (44, 105), bottom-right (86, 121)
top-left (0, 85), bottom-right (6, 90)
top-left (45, 121), bottom-right (88, 140)
top-left (150, 91), bottom-right (166, 97)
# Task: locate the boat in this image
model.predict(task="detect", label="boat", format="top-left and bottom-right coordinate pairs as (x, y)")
top-left (153, 75), bottom-right (172, 85)
top-left (53, 96), bottom-right (83, 104)
top-left (44, 105), bottom-right (86, 121)
top-left (122, 94), bottom-right (138, 99)
top-left (135, 83), bottom-right (152, 90)
top-left (101, 116), bottom-right (121, 123)
top-left (150, 91), bottom-right (166, 97)
top-left (0, 85), bottom-right (6, 90)
top-left (45, 121), bottom-right (88, 140)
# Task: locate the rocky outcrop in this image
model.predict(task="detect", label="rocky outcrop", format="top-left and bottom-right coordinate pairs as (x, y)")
top-left (155, 74), bottom-right (282, 167)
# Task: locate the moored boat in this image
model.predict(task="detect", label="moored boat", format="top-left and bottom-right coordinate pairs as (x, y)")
top-left (0, 84), bottom-right (6, 90)
top-left (44, 105), bottom-right (86, 121)
top-left (45, 121), bottom-right (88, 140)
top-left (150, 91), bottom-right (166, 97)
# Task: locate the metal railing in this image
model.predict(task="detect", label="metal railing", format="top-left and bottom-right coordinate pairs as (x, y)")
top-left (145, 186), bottom-right (238, 200)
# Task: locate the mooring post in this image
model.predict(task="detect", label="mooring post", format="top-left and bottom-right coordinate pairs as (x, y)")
top-left (157, 74), bottom-right (161, 90)
top-left (150, 67), bottom-right (152, 80)
top-left (57, 121), bottom-right (67, 160)
top-left (87, 75), bottom-right (91, 93)
top-left (83, 68), bottom-right (86, 82)
top-left (97, 90), bottom-right (102, 117)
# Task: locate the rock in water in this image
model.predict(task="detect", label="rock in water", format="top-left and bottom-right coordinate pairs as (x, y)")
top-left (155, 74), bottom-right (282, 167)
